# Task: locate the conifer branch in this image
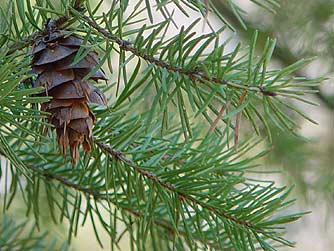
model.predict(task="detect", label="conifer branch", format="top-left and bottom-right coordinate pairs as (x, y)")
top-left (0, 149), bottom-right (181, 240)
top-left (6, 9), bottom-right (277, 98)
top-left (0, 1), bottom-right (312, 249)
top-left (43, 168), bottom-right (222, 248)
top-left (77, 13), bottom-right (277, 98)
top-left (95, 140), bottom-right (263, 232)
top-left (0, 149), bottom-right (216, 247)
top-left (40, 161), bottom-right (220, 248)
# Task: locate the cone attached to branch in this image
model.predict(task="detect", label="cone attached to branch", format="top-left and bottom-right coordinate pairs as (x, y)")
top-left (31, 29), bottom-right (107, 164)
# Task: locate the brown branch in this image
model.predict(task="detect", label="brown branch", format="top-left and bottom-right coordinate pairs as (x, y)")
top-left (77, 13), bottom-right (276, 97)
top-left (43, 169), bottom-right (222, 248)
top-left (43, 171), bottom-right (100, 196)
top-left (94, 140), bottom-right (262, 231)
top-left (40, 163), bottom-right (224, 248)
top-left (43, 170), bottom-right (143, 218)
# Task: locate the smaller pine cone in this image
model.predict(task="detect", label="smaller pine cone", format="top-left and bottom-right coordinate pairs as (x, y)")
top-left (31, 30), bottom-right (107, 164)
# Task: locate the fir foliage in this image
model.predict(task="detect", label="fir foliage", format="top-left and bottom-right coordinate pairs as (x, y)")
top-left (0, 0), bottom-right (321, 250)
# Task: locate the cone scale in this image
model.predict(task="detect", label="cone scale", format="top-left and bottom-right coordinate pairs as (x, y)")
top-left (31, 29), bottom-right (107, 164)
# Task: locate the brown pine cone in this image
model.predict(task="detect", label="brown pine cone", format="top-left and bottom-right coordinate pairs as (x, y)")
top-left (31, 30), bottom-right (107, 164)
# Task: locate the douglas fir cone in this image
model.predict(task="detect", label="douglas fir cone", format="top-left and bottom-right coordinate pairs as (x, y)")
top-left (31, 28), bottom-right (107, 164)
